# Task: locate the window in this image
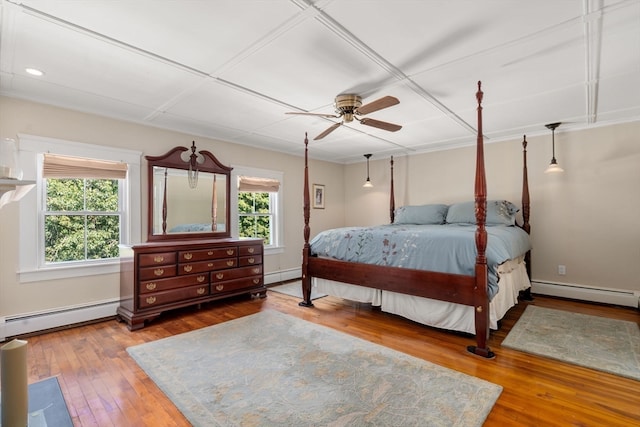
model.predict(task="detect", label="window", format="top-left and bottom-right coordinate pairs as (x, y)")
top-left (238, 191), bottom-right (275, 245)
top-left (18, 134), bottom-right (141, 282)
top-left (231, 166), bottom-right (283, 254)
top-left (44, 177), bottom-right (121, 263)
top-left (42, 153), bottom-right (128, 264)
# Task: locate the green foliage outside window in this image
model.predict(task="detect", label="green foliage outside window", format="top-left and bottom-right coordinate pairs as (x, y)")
top-left (45, 178), bottom-right (120, 263)
top-left (238, 192), bottom-right (271, 245)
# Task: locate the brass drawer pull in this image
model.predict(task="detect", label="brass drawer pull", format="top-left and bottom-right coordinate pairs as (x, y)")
top-left (145, 283), bottom-right (157, 291)
top-left (153, 255), bottom-right (164, 263)
top-left (251, 268), bottom-right (260, 274)
top-left (248, 247), bottom-right (255, 254)
top-left (146, 296), bottom-right (156, 305)
top-left (248, 257), bottom-right (255, 264)
top-left (207, 263), bottom-right (213, 267)
top-left (154, 268), bottom-right (164, 276)
top-left (226, 249), bottom-right (235, 255)
top-left (197, 275), bottom-right (206, 283)
top-left (253, 278), bottom-right (260, 284)
top-left (196, 287), bottom-right (206, 295)
top-left (208, 251), bottom-right (214, 255)
top-left (226, 260), bottom-right (234, 267)
top-left (183, 265), bottom-right (193, 272)
top-left (216, 273), bottom-right (224, 280)
top-left (215, 284), bottom-right (224, 291)
top-left (184, 253), bottom-right (193, 260)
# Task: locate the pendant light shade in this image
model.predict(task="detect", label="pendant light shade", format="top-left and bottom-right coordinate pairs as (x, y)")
top-left (544, 122), bottom-right (564, 173)
top-left (363, 154), bottom-right (373, 188)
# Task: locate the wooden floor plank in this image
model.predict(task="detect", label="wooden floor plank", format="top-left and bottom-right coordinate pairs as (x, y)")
top-left (10, 290), bottom-right (640, 426)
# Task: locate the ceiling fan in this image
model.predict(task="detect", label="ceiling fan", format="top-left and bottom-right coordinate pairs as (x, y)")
top-left (286, 94), bottom-right (402, 140)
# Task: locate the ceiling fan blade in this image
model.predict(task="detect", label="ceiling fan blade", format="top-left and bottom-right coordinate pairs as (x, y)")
top-left (314, 122), bottom-right (342, 140)
top-left (356, 96), bottom-right (399, 115)
top-left (359, 118), bottom-right (402, 132)
top-left (285, 112), bottom-right (339, 118)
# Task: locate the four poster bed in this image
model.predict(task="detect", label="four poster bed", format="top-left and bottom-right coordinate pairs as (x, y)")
top-left (299, 82), bottom-right (532, 358)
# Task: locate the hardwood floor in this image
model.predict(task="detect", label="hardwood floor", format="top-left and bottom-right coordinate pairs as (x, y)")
top-left (14, 289), bottom-right (640, 426)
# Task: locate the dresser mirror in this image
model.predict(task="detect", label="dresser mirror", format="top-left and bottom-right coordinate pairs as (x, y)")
top-left (146, 142), bottom-right (232, 241)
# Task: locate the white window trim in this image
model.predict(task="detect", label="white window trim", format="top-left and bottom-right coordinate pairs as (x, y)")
top-left (17, 134), bottom-right (142, 283)
top-left (231, 165), bottom-right (284, 255)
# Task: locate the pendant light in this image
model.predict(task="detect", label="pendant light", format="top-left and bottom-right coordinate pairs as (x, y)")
top-left (363, 154), bottom-right (373, 188)
top-left (544, 122), bottom-right (564, 173)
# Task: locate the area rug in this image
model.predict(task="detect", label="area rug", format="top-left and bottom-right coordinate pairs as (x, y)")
top-left (0, 376), bottom-right (73, 427)
top-left (502, 305), bottom-right (640, 381)
top-left (127, 310), bottom-right (502, 426)
top-left (269, 280), bottom-right (327, 300)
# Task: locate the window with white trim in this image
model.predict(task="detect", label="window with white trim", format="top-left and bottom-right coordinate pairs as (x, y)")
top-left (42, 154), bottom-right (127, 263)
top-left (230, 166), bottom-right (283, 254)
top-left (18, 134), bottom-right (141, 282)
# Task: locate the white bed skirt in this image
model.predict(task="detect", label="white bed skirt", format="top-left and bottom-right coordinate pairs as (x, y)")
top-left (313, 256), bottom-right (531, 335)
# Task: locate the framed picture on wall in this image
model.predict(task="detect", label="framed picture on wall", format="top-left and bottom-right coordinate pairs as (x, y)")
top-left (312, 184), bottom-right (325, 209)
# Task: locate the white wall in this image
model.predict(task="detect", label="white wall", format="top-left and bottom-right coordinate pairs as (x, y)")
top-left (344, 121), bottom-right (640, 301)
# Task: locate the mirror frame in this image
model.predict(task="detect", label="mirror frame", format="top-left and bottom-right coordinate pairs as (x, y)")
top-left (146, 144), bottom-right (232, 241)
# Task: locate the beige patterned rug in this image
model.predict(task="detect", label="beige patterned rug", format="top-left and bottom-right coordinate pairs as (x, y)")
top-left (502, 305), bottom-right (640, 381)
top-left (128, 310), bottom-right (502, 426)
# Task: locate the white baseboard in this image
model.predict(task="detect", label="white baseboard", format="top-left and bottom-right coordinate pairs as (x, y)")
top-left (1, 299), bottom-right (119, 341)
top-left (531, 281), bottom-right (640, 308)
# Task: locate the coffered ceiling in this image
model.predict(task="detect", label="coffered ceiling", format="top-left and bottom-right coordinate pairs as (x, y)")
top-left (1, 0), bottom-right (638, 163)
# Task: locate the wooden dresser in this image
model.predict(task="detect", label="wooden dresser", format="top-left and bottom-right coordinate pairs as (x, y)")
top-left (118, 238), bottom-right (265, 330)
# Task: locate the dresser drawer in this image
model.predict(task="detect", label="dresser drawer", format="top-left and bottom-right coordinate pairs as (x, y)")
top-left (139, 265), bottom-right (177, 281)
top-left (178, 258), bottom-right (237, 275)
top-left (138, 284), bottom-right (209, 309)
top-left (210, 276), bottom-right (263, 294)
top-left (210, 265), bottom-right (262, 283)
top-left (138, 252), bottom-right (176, 267)
top-left (238, 254), bottom-right (262, 267)
top-left (139, 273), bottom-right (208, 294)
top-left (178, 247), bottom-right (237, 262)
top-left (239, 245), bottom-right (262, 256)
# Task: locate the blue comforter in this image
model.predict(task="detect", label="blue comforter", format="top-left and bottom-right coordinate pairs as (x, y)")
top-left (309, 224), bottom-right (532, 300)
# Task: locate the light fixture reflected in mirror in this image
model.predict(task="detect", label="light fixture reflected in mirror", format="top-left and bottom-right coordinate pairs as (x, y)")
top-left (544, 122), bottom-right (564, 173)
top-left (363, 154), bottom-right (373, 188)
top-left (188, 141), bottom-right (199, 188)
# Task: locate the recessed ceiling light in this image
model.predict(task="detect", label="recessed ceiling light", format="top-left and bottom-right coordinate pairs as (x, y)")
top-left (25, 68), bottom-right (44, 76)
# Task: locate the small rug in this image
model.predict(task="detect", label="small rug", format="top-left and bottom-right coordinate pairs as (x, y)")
top-left (502, 305), bottom-right (640, 381)
top-left (269, 280), bottom-right (327, 300)
top-left (128, 310), bottom-right (502, 426)
top-left (0, 376), bottom-right (73, 427)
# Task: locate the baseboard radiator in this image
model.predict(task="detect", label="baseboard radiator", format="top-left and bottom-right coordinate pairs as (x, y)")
top-left (0, 299), bottom-right (120, 342)
top-left (264, 267), bottom-right (301, 285)
top-left (531, 281), bottom-right (640, 309)
top-left (0, 267), bottom-right (304, 341)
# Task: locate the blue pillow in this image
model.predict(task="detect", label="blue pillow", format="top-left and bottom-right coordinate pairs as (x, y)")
top-left (446, 200), bottom-right (518, 226)
top-left (394, 204), bottom-right (448, 225)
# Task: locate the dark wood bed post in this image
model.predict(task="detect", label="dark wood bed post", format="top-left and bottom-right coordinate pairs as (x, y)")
top-left (521, 136), bottom-right (533, 300)
top-left (389, 156), bottom-right (395, 223)
top-left (299, 133), bottom-right (314, 307)
top-left (467, 81), bottom-right (494, 359)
